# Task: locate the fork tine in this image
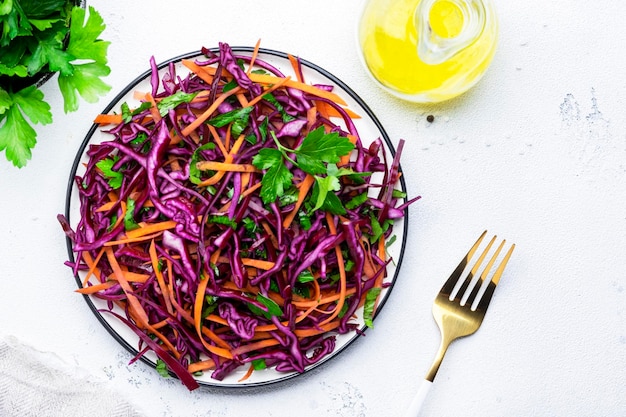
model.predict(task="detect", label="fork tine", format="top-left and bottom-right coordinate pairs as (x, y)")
top-left (439, 230), bottom-right (487, 296)
top-left (456, 234), bottom-right (497, 302)
top-left (474, 242), bottom-right (515, 312)
top-left (466, 238), bottom-right (505, 306)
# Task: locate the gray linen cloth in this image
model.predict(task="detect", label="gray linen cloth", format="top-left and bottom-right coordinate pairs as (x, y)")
top-left (0, 335), bottom-right (145, 417)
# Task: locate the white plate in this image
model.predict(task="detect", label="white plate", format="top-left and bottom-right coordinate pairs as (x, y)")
top-left (63, 46), bottom-right (409, 388)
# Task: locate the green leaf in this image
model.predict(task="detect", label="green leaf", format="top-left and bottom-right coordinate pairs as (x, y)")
top-left (252, 359), bottom-right (267, 371)
top-left (207, 106), bottom-right (253, 137)
top-left (252, 147), bottom-right (293, 204)
top-left (12, 84), bottom-right (52, 124)
top-left (0, 89), bottom-right (11, 115)
top-left (26, 27), bottom-right (74, 76)
top-left (310, 175), bottom-right (345, 215)
top-left (297, 270), bottom-right (315, 284)
top-left (311, 175), bottom-right (340, 212)
top-left (20, 0), bottom-right (68, 18)
top-left (157, 90), bottom-right (198, 117)
top-left (58, 6), bottom-right (110, 113)
top-left (0, 62), bottom-right (28, 77)
top-left (124, 198), bottom-right (140, 231)
top-left (207, 214), bottom-right (237, 229)
top-left (248, 293), bottom-right (283, 320)
top-left (0, 85), bottom-right (52, 167)
top-left (0, 103), bottom-right (36, 167)
top-left (363, 287), bottom-right (382, 328)
top-left (155, 359), bottom-right (170, 378)
top-left (95, 155), bottom-right (123, 189)
top-left (66, 6), bottom-right (109, 64)
top-left (369, 214), bottom-right (383, 244)
top-left (58, 60), bottom-right (110, 112)
top-left (345, 192), bottom-right (368, 210)
top-left (295, 127), bottom-right (354, 175)
top-left (189, 142), bottom-right (216, 184)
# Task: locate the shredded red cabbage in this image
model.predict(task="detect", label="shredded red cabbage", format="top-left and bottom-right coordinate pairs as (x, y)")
top-left (59, 42), bottom-right (419, 390)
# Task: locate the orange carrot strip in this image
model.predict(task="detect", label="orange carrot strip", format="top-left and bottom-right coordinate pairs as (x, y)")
top-left (180, 86), bottom-right (242, 137)
top-left (145, 92), bottom-right (162, 123)
top-left (294, 321), bottom-right (341, 337)
top-left (181, 59), bottom-right (215, 84)
top-left (94, 113), bottom-right (123, 125)
top-left (315, 100), bottom-right (361, 119)
top-left (208, 125), bottom-right (228, 156)
top-left (188, 359), bottom-right (217, 373)
top-left (232, 338), bottom-right (281, 356)
top-left (246, 72), bottom-right (347, 105)
top-left (195, 161), bottom-right (260, 173)
top-left (75, 281), bottom-right (116, 294)
top-left (319, 213), bottom-right (347, 325)
top-left (149, 240), bottom-right (173, 315)
top-left (104, 247), bottom-right (150, 328)
top-left (339, 134), bottom-right (358, 166)
top-left (80, 247), bottom-right (105, 286)
top-left (245, 76), bottom-right (291, 108)
top-left (124, 220), bottom-right (178, 239)
top-left (103, 231), bottom-right (163, 247)
top-left (215, 256), bottom-right (275, 271)
top-left (282, 174), bottom-right (315, 229)
top-left (238, 363), bottom-right (256, 382)
top-left (287, 54), bottom-right (303, 83)
top-left (246, 39), bottom-right (262, 75)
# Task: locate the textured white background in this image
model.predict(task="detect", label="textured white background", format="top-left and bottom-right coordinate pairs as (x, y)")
top-left (1, 0), bottom-right (626, 416)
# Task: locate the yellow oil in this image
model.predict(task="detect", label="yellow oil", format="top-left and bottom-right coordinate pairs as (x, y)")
top-left (358, 0), bottom-right (498, 102)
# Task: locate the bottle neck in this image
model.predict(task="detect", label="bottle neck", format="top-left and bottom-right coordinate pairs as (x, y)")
top-left (415, 0), bottom-right (487, 65)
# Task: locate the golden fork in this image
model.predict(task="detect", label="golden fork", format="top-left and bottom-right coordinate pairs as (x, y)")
top-left (404, 230), bottom-right (515, 416)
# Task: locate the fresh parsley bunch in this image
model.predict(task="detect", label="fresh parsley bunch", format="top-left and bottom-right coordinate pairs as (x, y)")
top-left (0, 0), bottom-right (110, 168)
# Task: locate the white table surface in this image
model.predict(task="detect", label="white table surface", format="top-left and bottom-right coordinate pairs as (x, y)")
top-left (1, 0), bottom-right (625, 416)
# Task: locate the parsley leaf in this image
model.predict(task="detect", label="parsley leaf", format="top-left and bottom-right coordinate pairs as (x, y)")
top-left (252, 148), bottom-right (293, 204)
top-left (248, 293), bottom-right (283, 320)
top-left (124, 198), bottom-right (140, 231)
top-left (207, 106), bottom-right (253, 137)
top-left (0, 85), bottom-right (52, 167)
top-left (95, 155), bottom-right (123, 189)
top-left (157, 90), bottom-right (197, 117)
top-left (363, 287), bottom-right (382, 328)
top-left (189, 142), bottom-right (217, 185)
top-left (295, 127), bottom-right (355, 175)
top-left (155, 359), bottom-right (170, 378)
top-left (58, 6), bottom-right (111, 113)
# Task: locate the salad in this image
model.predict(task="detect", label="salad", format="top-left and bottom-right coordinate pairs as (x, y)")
top-left (58, 41), bottom-right (418, 390)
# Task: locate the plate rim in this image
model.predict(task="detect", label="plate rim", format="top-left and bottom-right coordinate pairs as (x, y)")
top-left (63, 46), bottom-right (410, 388)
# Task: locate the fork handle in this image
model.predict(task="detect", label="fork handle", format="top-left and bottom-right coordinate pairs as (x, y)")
top-left (403, 379), bottom-right (433, 416)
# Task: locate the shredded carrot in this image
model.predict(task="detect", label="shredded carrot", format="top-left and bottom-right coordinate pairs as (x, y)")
top-left (75, 280), bottom-right (116, 294)
top-left (247, 72), bottom-right (347, 105)
top-left (104, 247), bottom-right (150, 328)
top-left (180, 86), bottom-right (242, 137)
top-left (181, 59), bottom-right (215, 84)
top-left (149, 240), bottom-right (173, 315)
top-left (282, 174), bottom-right (315, 229)
top-left (124, 220), bottom-right (178, 239)
top-left (195, 161), bottom-right (260, 173)
top-left (187, 358), bottom-right (216, 374)
top-left (287, 54), bottom-right (303, 83)
top-left (245, 76), bottom-right (291, 108)
top-left (145, 92), bottom-right (161, 123)
top-left (94, 113), bottom-right (123, 125)
top-left (246, 39), bottom-right (262, 75)
top-left (238, 363), bottom-right (256, 382)
top-left (318, 213), bottom-right (347, 326)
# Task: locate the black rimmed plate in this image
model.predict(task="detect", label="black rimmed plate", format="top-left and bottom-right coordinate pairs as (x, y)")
top-left (63, 46), bottom-right (409, 387)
